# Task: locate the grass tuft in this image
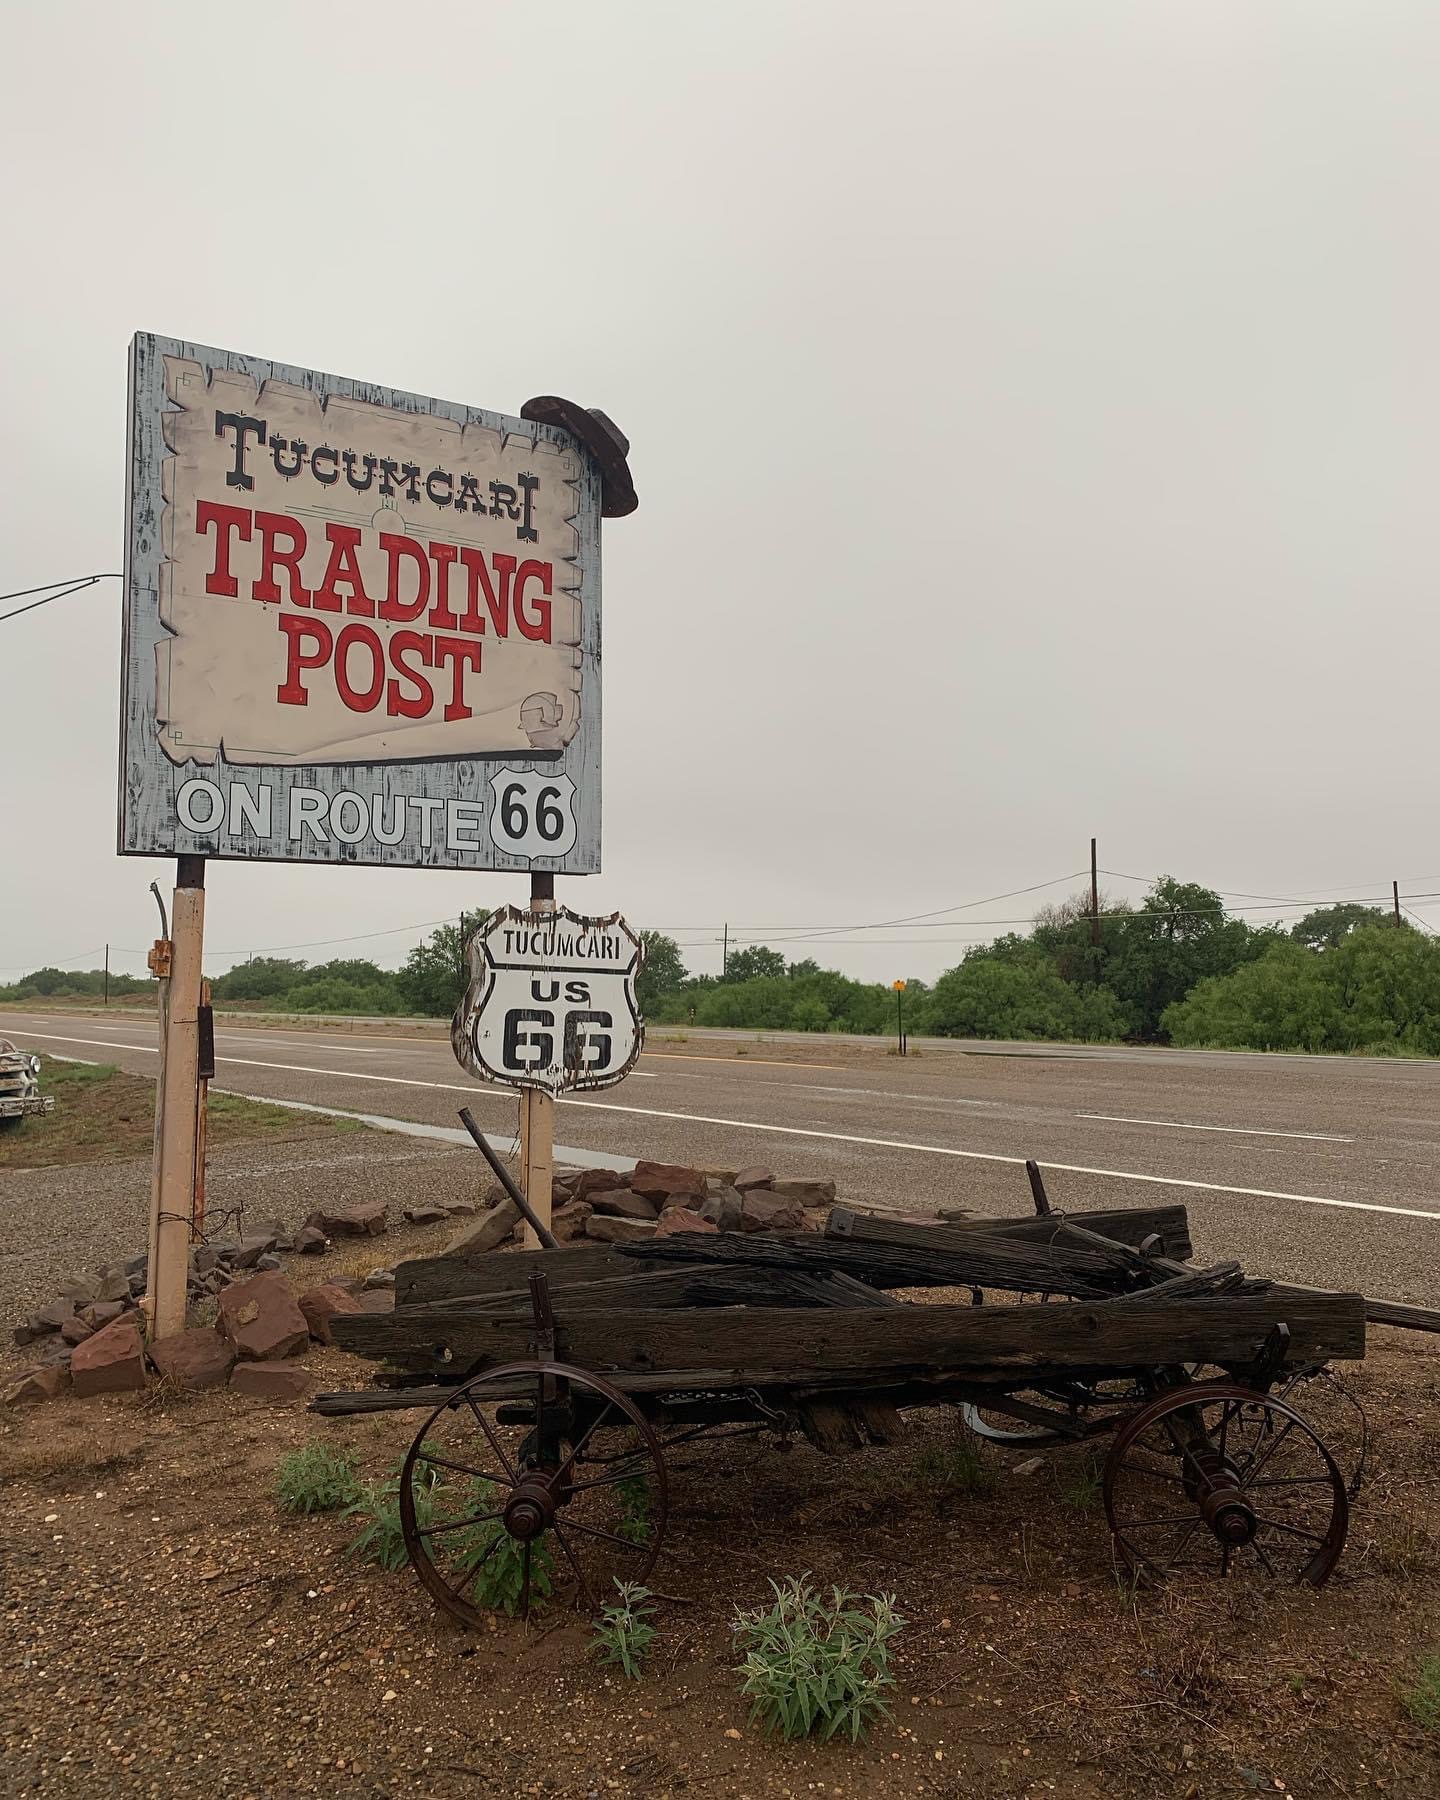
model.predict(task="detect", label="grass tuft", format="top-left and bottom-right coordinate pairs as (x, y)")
top-left (1401, 1653), bottom-right (1440, 1731)
top-left (590, 1581), bottom-right (658, 1678)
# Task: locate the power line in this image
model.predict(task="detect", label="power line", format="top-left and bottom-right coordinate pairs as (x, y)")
top-left (0, 573), bottom-right (120, 625)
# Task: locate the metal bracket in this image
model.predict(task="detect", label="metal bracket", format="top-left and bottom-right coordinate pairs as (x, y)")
top-left (528, 1270), bottom-right (557, 1367)
top-left (1249, 1321), bottom-right (1292, 1391)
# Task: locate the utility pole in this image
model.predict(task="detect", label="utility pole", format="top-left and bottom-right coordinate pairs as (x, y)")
top-left (1394, 880), bottom-right (1402, 927)
top-left (722, 921), bottom-right (729, 979)
top-left (1090, 838), bottom-right (1100, 948)
top-left (104, 943), bottom-right (110, 1006)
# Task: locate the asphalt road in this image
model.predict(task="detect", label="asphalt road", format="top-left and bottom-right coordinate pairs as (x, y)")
top-left (5, 1009), bottom-right (1440, 1307)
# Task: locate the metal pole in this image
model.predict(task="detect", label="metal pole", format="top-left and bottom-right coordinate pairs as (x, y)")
top-left (148, 855), bottom-right (205, 1340)
top-left (1394, 880), bottom-right (1402, 927)
top-left (896, 985), bottom-right (904, 1056)
top-left (104, 943), bottom-right (109, 1007)
top-left (519, 870), bottom-right (556, 1250)
top-left (1090, 837), bottom-right (1100, 948)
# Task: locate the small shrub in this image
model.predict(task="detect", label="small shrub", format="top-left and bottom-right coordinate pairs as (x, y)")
top-left (452, 1481), bottom-right (555, 1615)
top-left (1402, 1653), bottom-right (1440, 1730)
top-left (344, 1476), bottom-right (430, 1570)
top-left (591, 1581), bottom-right (658, 1678)
top-left (615, 1473), bottom-right (655, 1546)
top-left (733, 1574), bottom-right (903, 1742)
top-left (275, 1441), bottom-right (361, 1514)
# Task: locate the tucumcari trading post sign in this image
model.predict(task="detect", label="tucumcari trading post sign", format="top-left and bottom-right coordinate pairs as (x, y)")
top-left (119, 334), bottom-right (602, 871)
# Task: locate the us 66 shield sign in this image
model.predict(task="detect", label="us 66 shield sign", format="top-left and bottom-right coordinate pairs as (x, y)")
top-left (451, 906), bottom-right (643, 1095)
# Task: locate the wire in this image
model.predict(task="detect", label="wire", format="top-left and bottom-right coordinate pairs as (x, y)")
top-left (0, 573), bottom-right (120, 625)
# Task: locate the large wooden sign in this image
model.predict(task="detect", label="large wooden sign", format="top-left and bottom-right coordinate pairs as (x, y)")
top-left (119, 335), bottom-right (601, 871)
top-left (452, 906), bottom-right (643, 1095)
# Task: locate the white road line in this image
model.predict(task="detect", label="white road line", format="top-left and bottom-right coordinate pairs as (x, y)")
top-left (18, 1025), bottom-right (1438, 1223)
top-left (1076, 1113), bottom-right (1353, 1145)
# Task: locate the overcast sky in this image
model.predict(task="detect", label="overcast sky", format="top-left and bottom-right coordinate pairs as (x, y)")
top-left (2, 2), bottom-right (1437, 987)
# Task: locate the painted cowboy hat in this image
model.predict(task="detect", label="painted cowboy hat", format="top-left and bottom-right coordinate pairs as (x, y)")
top-left (520, 395), bottom-right (639, 518)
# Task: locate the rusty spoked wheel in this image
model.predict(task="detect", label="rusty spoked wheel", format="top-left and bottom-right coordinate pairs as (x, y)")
top-left (1103, 1381), bottom-right (1348, 1586)
top-left (398, 1361), bottom-right (668, 1628)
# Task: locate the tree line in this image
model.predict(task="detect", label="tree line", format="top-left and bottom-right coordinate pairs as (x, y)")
top-left (3, 881), bottom-right (1434, 1055)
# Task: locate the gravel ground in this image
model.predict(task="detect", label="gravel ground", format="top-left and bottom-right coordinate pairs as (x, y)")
top-left (0, 1130), bottom-right (490, 1328)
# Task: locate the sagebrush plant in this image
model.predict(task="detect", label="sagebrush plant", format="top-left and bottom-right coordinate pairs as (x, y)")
top-left (1402, 1653), bottom-right (1440, 1730)
top-left (733, 1574), bottom-right (903, 1742)
top-left (344, 1476), bottom-right (432, 1570)
top-left (590, 1581), bottom-right (658, 1678)
top-left (453, 1480), bottom-right (555, 1615)
top-left (274, 1441), bottom-right (361, 1514)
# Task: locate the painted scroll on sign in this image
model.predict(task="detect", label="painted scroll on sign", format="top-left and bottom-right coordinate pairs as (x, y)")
top-left (155, 358), bottom-right (583, 766)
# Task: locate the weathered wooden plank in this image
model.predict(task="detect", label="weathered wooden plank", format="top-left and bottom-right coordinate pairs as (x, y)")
top-left (945, 1205), bottom-right (1193, 1260)
top-left (623, 1225), bottom-right (1145, 1298)
top-left (397, 1245), bottom-right (626, 1307)
top-left (412, 1265), bottom-right (905, 1316)
top-left (330, 1291), bottom-right (1366, 1387)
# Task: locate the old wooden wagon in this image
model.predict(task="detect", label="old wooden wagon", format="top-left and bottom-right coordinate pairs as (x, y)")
top-left (315, 1136), bottom-right (1385, 1628)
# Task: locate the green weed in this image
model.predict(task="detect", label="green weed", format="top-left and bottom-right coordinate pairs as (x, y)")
top-left (1056, 1454), bottom-right (1103, 1513)
top-left (451, 1480), bottom-right (555, 1615)
top-left (733, 1573), bottom-right (903, 1742)
top-left (274, 1441), bottom-right (361, 1514)
top-left (590, 1582), bottom-right (658, 1678)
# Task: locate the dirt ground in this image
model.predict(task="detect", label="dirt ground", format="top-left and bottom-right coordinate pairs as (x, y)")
top-left (2, 1299), bottom-right (1438, 1799)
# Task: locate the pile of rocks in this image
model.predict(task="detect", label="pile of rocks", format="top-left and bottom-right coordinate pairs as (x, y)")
top-left (450, 1161), bottom-right (839, 1252)
top-left (4, 1260), bottom-right (399, 1409)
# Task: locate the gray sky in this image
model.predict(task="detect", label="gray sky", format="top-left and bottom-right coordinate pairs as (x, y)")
top-left (2, 1), bottom-right (1437, 987)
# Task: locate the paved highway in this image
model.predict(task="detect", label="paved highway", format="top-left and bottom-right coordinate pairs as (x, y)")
top-left (5, 1009), bottom-right (1440, 1305)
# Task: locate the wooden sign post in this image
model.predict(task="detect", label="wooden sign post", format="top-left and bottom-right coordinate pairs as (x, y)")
top-left (148, 855), bottom-right (206, 1338)
top-left (519, 873), bottom-right (557, 1247)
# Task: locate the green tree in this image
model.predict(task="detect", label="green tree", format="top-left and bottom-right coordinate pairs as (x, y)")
top-left (1290, 902), bottom-right (1391, 951)
top-left (636, 932), bottom-right (688, 1016)
top-left (395, 914), bottom-right (491, 1017)
top-left (212, 956), bottom-right (309, 1002)
top-left (927, 946), bottom-right (1126, 1042)
top-left (723, 945), bottom-right (788, 983)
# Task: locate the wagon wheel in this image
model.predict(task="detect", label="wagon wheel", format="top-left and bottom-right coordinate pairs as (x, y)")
top-left (398, 1360), bottom-right (668, 1629)
top-left (1103, 1382), bottom-right (1348, 1586)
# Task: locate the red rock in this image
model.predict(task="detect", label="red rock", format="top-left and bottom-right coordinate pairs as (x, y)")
top-left (218, 1270), bottom-right (310, 1360)
top-left (572, 1167), bottom-right (633, 1201)
top-left (629, 1161), bottom-right (707, 1203)
top-left (302, 1199), bottom-right (387, 1238)
top-left (298, 1283), bottom-right (364, 1345)
top-left (444, 1198), bottom-right (520, 1255)
top-left (698, 1186), bottom-right (744, 1232)
top-left (403, 1204), bottom-right (451, 1226)
top-left (732, 1166), bottom-right (774, 1192)
top-left (80, 1299), bottom-right (128, 1330)
top-left (148, 1328), bottom-right (236, 1391)
top-left (3, 1365), bottom-right (70, 1405)
top-left (59, 1316), bottom-right (94, 1346)
top-left (767, 1178), bottom-right (837, 1206)
top-left (655, 1207), bottom-right (719, 1238)
top-left (71, 1317), bottom-right (147, 1397)
top-left (352, 1289), bottom-right (394, 1314)
top-left (588, 1188), bottom-right (658, 1221)
top-left (551, 1199), bottom-right (593, 1242)
top-left (739, 1191), bottom-right (807, 1234)
top-left (295, 1226), bottom-right (328, 1254)
top-left (231, 1361), bottom-right (314, 1401)
top-left (584, 1215), bottom-right (659, 1244)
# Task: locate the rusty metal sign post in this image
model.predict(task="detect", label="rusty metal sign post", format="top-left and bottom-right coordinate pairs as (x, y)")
top-left (121, 331), bottom-right (636, 1328)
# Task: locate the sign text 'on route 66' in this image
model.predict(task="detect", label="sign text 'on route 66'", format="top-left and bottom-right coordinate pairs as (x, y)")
top-left (451, 905), bottom-right (644, 1096)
